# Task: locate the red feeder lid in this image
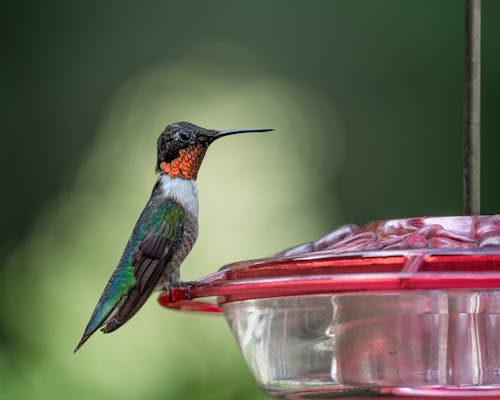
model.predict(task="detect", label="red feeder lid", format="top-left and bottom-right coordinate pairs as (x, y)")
top-left (159, 215), bottom-right (500, 313)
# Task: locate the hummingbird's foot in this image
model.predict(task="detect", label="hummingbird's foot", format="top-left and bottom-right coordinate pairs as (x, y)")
top-left (162, 283), bottom-right (174, 302)
top-left (184, 283), bottom-right (193, 301)
top-left (172, 280), bottom-right (196, 301)
top-left (164, 281), bottom-right (195, 301)
top-left (179, 285), bottom-right (191, 301)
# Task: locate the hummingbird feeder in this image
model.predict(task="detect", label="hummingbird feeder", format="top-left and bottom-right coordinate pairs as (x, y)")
top-left (160, 1), bottom-right (500, 398)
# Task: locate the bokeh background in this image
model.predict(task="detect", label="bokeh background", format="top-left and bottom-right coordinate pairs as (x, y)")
top-left (1, 1), bottom-right (499, 399)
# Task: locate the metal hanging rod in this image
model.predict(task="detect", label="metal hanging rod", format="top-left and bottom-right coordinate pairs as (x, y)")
top-left (464, 0), bottom-right (481, 215)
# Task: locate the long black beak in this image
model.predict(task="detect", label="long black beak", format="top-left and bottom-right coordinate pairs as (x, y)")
top-left (213, 127), bottom-right (273, 139)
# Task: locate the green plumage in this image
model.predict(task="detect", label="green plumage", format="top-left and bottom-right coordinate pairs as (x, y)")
top-left (75, 187), bottom-right (186, 351)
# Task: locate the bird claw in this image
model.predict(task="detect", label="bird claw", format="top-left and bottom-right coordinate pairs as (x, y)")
top-left (177, 281), bottom-right (195, 301)
top-left (165, 281), bottom-right (195, 302)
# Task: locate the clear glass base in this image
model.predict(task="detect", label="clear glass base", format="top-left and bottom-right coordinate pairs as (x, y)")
top-left (224, 291), bottom-right (500, 398)
top-left (271, 386), bottom-right (500, 399)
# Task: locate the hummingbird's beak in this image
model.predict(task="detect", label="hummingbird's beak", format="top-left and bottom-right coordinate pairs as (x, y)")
top-left (213, 127), bottom-right (274, 139)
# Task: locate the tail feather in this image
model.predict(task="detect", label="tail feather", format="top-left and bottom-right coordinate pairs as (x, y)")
top-left (100, 283), bottom-right (159, 334)
top-left (74, 333), bottom-right (92, 353)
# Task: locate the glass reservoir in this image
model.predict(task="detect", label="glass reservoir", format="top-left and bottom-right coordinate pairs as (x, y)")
top-left (160, 215), bottom-right (500, 399)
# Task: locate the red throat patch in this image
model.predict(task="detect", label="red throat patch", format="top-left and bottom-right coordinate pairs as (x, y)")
top-left (160, 144), bottom-right (208, 180)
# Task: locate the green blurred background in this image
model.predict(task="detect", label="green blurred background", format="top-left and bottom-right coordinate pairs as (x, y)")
top-left (1, 1), bottom-right (499, 399)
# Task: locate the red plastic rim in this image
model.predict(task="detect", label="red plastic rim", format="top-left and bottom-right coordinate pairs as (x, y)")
top-left (158, 216), bottom-right (500, 314)
top-left (158, 252), bottom-right (500, 313)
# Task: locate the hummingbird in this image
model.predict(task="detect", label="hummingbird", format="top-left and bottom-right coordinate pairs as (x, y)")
top-left (74, 122), bottom-right (273, 352)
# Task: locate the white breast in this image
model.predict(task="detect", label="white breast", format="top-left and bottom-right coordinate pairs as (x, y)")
top-left (159, 174), bottom-right (199, 219)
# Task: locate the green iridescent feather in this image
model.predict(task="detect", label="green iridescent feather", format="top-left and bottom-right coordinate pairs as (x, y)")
top-left (76, 192), bottom-right (186, 349)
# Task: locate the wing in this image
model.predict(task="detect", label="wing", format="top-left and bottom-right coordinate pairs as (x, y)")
top-left (74, 199), bottom-right (186, 352)
top-left (102, 204), bottom-right (186, 333)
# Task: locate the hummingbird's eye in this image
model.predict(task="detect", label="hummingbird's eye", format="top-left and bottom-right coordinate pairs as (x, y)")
top-left (179, 131), bottom-right (191, 142)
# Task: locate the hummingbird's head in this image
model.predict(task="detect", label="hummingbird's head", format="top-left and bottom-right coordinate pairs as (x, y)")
top-left (156, 122), bottom-right (273, 180)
